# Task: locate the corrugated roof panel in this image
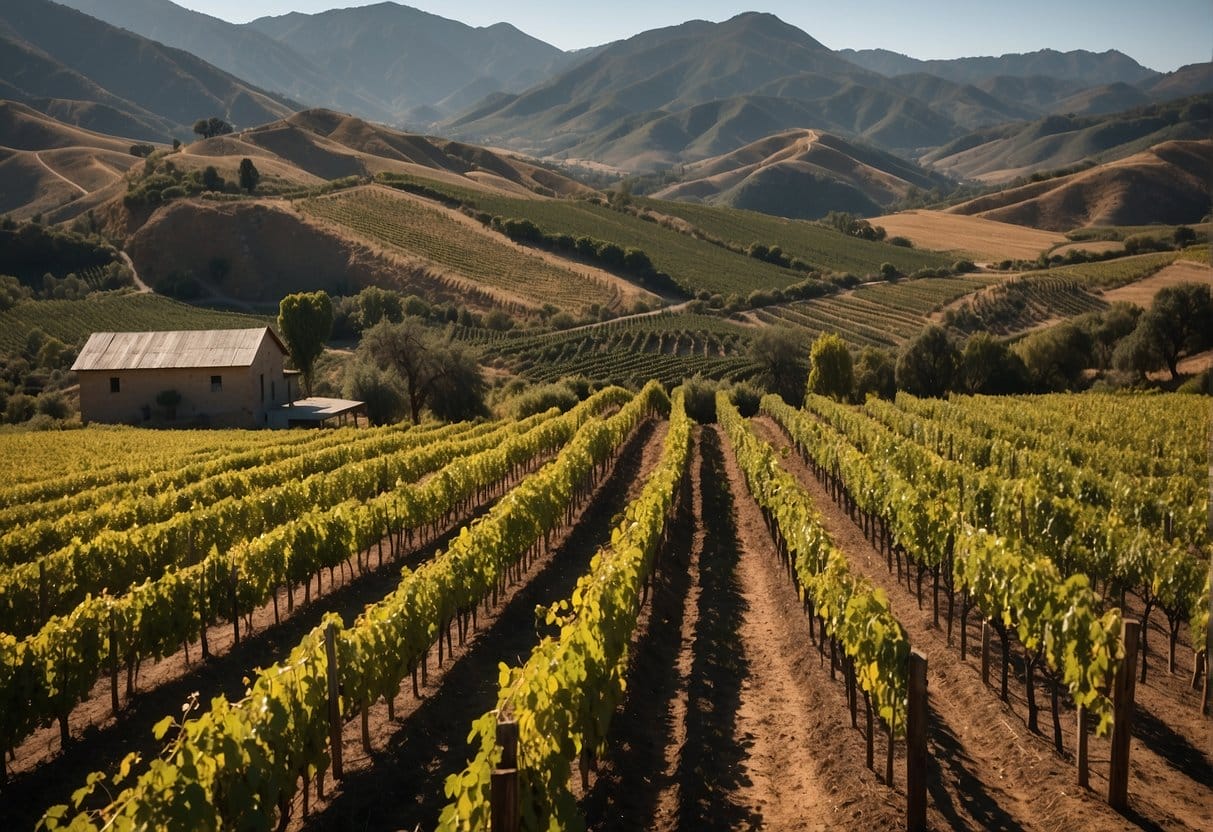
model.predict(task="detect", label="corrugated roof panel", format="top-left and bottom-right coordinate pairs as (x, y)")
top-left (71, 328), bottom-right (285, 371)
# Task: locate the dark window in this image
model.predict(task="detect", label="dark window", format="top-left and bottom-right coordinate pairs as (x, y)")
top-left (110, 377), bottom-right (120, 393)
top-left (211, 375), bottom-right (222, 392)
top-left (260, 374), bottom-right (265, 402)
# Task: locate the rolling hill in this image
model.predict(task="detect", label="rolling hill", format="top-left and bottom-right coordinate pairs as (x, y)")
top-left (0, 100), bottom-right (148, 221)
top-left (944, 139), bottom-right (1213, 230)
top-left (650, 129), bottom-right (952, 219)
top-left (0, 0), bottom-right (297, 142)
top-left (0, 103), bottom-right (596, 223)
top-left (923, 93), bottom-right (1213, 182)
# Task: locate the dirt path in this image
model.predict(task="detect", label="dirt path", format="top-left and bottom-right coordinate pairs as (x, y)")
top-left (34, 151), bottom-right (88, 196)
top-left (584, 426), bottom-right (901, 830)
top-left (751, 415), bottom-right (1211, 832)
top-left (118, 250), bottom-right (152, 293)
top-left (286, 419), bottom-right (668, 832)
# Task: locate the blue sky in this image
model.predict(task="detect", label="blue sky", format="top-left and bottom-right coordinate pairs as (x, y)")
top-left (180, 1), bottom-right (1212, 72)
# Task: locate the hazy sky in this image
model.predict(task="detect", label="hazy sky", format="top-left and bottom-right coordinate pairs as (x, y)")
top-left (178, 1), bottom-right (1212, 72)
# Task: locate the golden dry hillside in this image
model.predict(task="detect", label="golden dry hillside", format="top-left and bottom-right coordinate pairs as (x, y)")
top-left (0, 101), bottom-right (148, 220)
top-left (944, 140), bottom-right (1213, 231)
top-left (869, 210), bottom-right (1066, 260)
top-left (651, 129), bottom-right (948, 219)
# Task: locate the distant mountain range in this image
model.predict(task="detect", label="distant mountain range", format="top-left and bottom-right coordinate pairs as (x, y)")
top-left (0, 0), bottom-right (296, 141)
top-left (57, 0), bottom-right (575, 126)
top-left (441, 11), bottom-right (1212, 172)
top-left (4, 0), bottom-right (1211, 228)
top-left (836, 47), bottom-right (1160, 86)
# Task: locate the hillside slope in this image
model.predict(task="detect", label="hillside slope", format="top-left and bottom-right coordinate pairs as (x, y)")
top-left (55, 0), bottom-right (361, 117)
top-left (651, 129), bottom-right (952, 219)
top-left (0, 0), bottom-right (296, 142)
top-left (446, 12), bottom-right (967, 165)
top-left (0, 100), bottom-right (146, 220)
top-left (924, 93), bottom-right (1213, 182)
top-left (945, 139), bottom-right (1213, 230)
top-left (246, 2), bottom-right (572, 124)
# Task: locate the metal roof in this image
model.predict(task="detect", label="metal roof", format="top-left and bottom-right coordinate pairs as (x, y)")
top-left (278, 397), bottom-right (366, 421)
top-left (71, 328), bottom-right (287, 372)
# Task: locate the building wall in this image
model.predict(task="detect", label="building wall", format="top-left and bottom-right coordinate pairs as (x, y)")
top-left (78, 339), bottom-right (294, 428)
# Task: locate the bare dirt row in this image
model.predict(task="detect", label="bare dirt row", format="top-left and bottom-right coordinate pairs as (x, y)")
top-left (584, 426), bottom-right (902, 830)
top-left (749, 414), bottom-right (1212, 832)
top-left (286, 419), bottom-right (668, 831)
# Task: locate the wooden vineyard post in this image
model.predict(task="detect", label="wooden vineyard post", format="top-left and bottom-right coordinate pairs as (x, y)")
top-left (108, 609), bottom-right (120, 716)
top-left (1076, 706), bottom-right (1089, 789)
top-left (1108, 619), bottom-right (1140, 811)
top-left (324, 623), bottom-right (344, 780)
top-left (980, 621), bottom-right (991, 686)
top-left (1204, 547), bottom-right (1212, 717)
top-left (230, 565), bottom-right (240, 646)
top-left (907, 651), bottom-right (928, 832)
top-left (491, 718), bottom-right (520, 832)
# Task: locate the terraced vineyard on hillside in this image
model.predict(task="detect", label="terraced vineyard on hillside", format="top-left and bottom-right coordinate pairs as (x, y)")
top-left (0, 293), bottom-right (271, 354)
top-left (378, 174), bottom-right (826, 296)
top-left (754, 275), bottom-right (997, 348)
top-left (465, 312), bottom-right (760, 384)
top-left (638, 197), bottom-right (954, 275)
top-left (299, 188), bottom-right (630, 313)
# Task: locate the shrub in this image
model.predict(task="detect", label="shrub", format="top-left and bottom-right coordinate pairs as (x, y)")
top-left (4, 393), bottom-right (36, 423)
top-left (36, 391), bottom-right (71, 420)
top-left (681, 376), bottom-right (719, 423)
top-left (510, 382), bottom-right (579, 418)
top-left (729, 381), bottom-right (763, 417)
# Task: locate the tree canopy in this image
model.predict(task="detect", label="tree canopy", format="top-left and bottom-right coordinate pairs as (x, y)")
top-left (853, 347), bottom-right (896, 401)
top-left (896, 325), bottom-right (959, 398)
top-left (960, 333), bottom-right (1029, 394)
top-left (806, 332), bottom-right (853, 402)
top-left (193, 117), bottom-right (233, 140)
top-left (277, 291), bottom-right (333, 397)
top-left (238, 158), bottom-right (260, 194)
top-left (357, 317), bottom-right (487, 424)
top-left (749, 327), bottom-right (809, 404)
top-left (1134, 282), bottom-right (1213, 379)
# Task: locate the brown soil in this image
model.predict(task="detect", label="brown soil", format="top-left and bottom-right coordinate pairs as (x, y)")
top-left (283, 419), bottom-right (668, 832)
top-left (750, 415), bottom-right (1213, 832)
top-left (125, 198), bottom-right (505, 315)
top-left (583, 426), bottom-right (902, 830)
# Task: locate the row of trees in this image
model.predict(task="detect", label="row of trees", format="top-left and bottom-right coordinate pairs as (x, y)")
top-left (800, 281), bottom-right (1213, 404)
top-left (277, 290), bottom-right (487, 425)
